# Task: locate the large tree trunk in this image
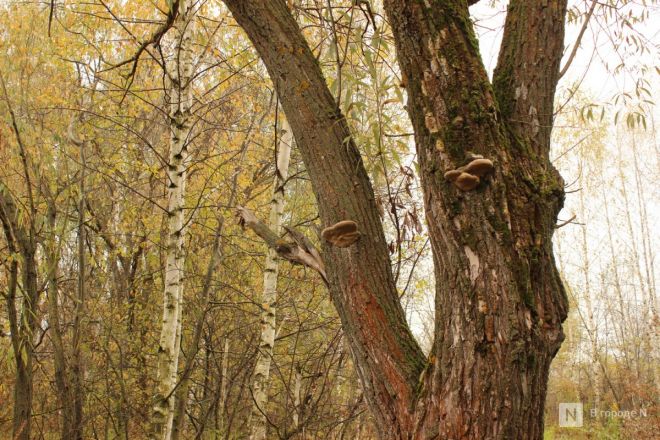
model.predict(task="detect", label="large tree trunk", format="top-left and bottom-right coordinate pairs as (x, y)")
top-left (222, 1), bottom-right (568, 438)
top-left (151, 1), bottom-right (194, 438)
top-left (249, 115), bottom-right (293, 440)
top-left (222, 3), bottom-right (425, 435)
top-left (384, 1), bottom-right (568, 437)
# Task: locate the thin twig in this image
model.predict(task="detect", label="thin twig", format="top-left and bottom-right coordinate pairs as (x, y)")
top-left (559, 0), bottom-right (598, 79)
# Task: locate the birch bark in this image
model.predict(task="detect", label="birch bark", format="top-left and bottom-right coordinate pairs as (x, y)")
top-left (151, 1), bottom-right (194, 438)
top-left (249, 116), bottom-right (293, 440)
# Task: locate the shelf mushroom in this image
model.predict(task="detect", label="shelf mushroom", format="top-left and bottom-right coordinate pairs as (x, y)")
top-left (321, 220), bottom-right (360, 248)
top-left (444, 158), bottom-right (494, 191)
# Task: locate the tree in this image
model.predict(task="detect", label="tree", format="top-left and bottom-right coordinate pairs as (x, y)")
top-left (249, 114), bottom-right (294, 440)
top-left (0, 73), bottom-right (44, 440)
top-left (223, 0), bottom-right (569, 438)
top-left (3, 1), bottom-right (656, 438)
top-left (150, 0), bottom-right (195, 438)
top-left (0, 181), bottom-right (38, 440)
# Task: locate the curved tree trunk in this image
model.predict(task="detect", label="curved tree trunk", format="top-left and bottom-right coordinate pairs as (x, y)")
top-left (249, 115), bottom-right (293, 440)
top-left (151, 1), bottom-right (194, 438)
top-left (221, 5), bottom-right (425, 436)
top-left (222, 1), bottom-right (568, 438)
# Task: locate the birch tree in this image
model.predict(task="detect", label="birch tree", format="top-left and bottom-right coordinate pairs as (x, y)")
top-left (151, 1), bottom-right (195, 438)
top-left (249, 115), bottom-right (294, 440)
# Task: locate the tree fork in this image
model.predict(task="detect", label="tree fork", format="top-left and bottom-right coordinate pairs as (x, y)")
top-left (223, 0), bottom-right (569, 438)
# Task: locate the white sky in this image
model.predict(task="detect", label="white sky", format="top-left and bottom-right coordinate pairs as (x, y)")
top-left (472, 0), bottom-right (660, 107)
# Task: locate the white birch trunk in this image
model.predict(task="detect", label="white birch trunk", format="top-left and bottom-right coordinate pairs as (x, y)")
top-left (249, 116), bottom-right (293, 440)
top-left (165, 288), bottom-right (184, 439)
top-left (151, 2), bottom-right (194, 439)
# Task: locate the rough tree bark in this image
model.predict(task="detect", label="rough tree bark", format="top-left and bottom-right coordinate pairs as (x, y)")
top-left (223, 4), bottom-right (425, 435)
top-left (150, 1), bottom-right (194, 438)
top-left (249, 116), bottom-right (293, 440)
top-left (384, 1), bottom-right (568, 437)
top-left (223, 1), bottom-right (569, 438)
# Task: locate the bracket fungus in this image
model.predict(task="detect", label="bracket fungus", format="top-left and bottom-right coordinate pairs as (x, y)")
top-left (464, 158), bottom-right (494, 176)
top-left (444, 157), bottom-right (494, 192)
top-left (454, 172), bottom-right (480, 191)
top-left (321, 220), bottom-right (360, 248)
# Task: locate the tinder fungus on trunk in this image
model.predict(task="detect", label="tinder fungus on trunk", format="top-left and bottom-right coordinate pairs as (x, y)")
top-left (321, 220), bottom-right (360, 248)
top-left (444, 157), bottom-right (494, 191)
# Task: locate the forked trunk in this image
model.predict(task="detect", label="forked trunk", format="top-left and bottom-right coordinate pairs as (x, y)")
top-left (223, 1), bottom-right (569, 438)
top-left (385, 1), bottom-right (568, 437)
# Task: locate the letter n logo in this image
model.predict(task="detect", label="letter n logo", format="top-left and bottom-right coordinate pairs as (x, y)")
top-left (559, 403), bottom-right (583, 427)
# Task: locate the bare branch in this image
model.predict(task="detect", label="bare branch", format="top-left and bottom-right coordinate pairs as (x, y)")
top-left (67, 117), bottom-right (84, 147)
top-left (98, 0), bottom-right (180, 81)
top-left (48, 0), bottom-right (55, 37)
top-left (237, 206), bottom-right (327, 284)
top-left (0, 71), bottom-right (36, 220)
top-left (559, 0), bottom-right (598, 79)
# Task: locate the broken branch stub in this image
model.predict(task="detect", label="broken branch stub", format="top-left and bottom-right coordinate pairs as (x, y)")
top-left (236, 206), bottom-right (327, 284)
top-left (321, 220), bottom-right (360, 248)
